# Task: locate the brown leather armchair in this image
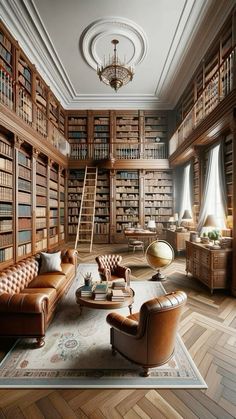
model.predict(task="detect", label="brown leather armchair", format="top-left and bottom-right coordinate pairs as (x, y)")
top-left (106, 290), bottom-right (187, 376)
top-left (95, 254), bottom-right (131, 285)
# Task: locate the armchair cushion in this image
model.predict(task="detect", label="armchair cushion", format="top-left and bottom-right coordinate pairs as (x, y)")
top-left (107, 312), bottom-right (138, 336)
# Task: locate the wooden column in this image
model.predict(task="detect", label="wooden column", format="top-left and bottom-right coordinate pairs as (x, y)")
top-left (231, 118), bottom-right (236, 296)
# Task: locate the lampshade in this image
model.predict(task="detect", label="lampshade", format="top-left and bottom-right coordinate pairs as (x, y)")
top-left (182, 210), bottom-right (192, 221)
top-left (203, 214), bottom-right (217, 227)
top-left (147, 220), bottom-right (156, 229)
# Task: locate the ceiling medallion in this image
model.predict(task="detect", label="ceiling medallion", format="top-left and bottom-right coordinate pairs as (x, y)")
top-left (81, 17), bottom-right (148, 91)
top-left (97, 39), bottom-right (134, 92)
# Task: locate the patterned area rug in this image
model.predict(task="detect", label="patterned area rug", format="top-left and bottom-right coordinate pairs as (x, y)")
top-left (0, 264), bottom-right (207, 388)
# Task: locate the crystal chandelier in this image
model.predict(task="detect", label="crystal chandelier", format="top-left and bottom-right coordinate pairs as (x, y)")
top-left (97, 39), bottom-right (134, 92)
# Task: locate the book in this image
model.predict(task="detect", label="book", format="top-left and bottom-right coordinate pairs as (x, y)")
top-left (80, 285), bottom-right (93, 297)
top-left (111, 289), bottom-right (125, 301)
top-left (94, 283), bottom-right (108, 294)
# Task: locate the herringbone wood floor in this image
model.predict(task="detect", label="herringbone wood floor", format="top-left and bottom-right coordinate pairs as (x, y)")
top-left (0, 243), bottom-right (236, 419)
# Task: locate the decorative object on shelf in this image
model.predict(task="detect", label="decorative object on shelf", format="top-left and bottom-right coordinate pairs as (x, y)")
top-left (97, 39), bottom-right (134, 92)
top-left (147, 219), bottom-right (156, 231)
top-left (174, 213), bottom-right (179, 225)
top-left (146, 240), bottom-right (174, 281)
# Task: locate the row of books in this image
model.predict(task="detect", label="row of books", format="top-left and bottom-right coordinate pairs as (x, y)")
top-left (49, 235), bottom-right (59, 245)
top-left (18, 178), bottom-right (31, 192)
top-left (146, 180), bottom-right (172, 187)
top-left (36, 174), bottom-right (46, 186)
top-left (35, 238), bottom-right (47, 252)
top-left (145, 186), bottom-right (172, 193)
top-left (146, 201), bottom-right (172, 207)
top-left (0, 186), bottom-right (12, 201)
top-left (0, 233), bottom-right (13, 247)
top-left (36, 196), bottom-right (47, 206)
top-left (0, 203), bottom-right (12, 215)
top-left (19, 166), bottom-right (31, 181)
top-left (36, 207), bottom-right (46, 217)
top-left (0, 246), bottom-right (13, 262)
top-left (0, 139), bottom-right (13, 158)
top-left (18, 218), bottom-right (31, 229)
top-left (0, 170), bottom-right (12, 186)
top-left (36, 219), bottom-right (47, 229)
top-left (36, 228), bottom-right (47, 241)
top-left (0, 44), bottom-right (11, 65)
top-left (36, 162), bottom-right (47, 176)
top-left (49, 179), bottom-right (58, 190)
top-left (68, 118), bottom-right (87, 125)
top-left (18, 191), bottom-right (31, 204)
top-left (50, 170), bottom-right (58, 182)
top-left (18, 230), bottom-right (31, 243)
top-left (49, 198), bottom-right (58, 207)
top-left (0, 157), bottom-right (12, 171)
top-left (0, 219), bottom-right (12, 231)
top-left (18, 242), bottom-right (31, 257)
top-left (18, 204), bottom-right (31, 217)
top-left (36, 185), bottom-right (46, 196)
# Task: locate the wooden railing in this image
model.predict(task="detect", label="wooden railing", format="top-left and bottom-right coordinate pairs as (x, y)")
top-left (69, 141), bottom-right (168, 160)
top-left (0, 66), bottom-right (70, 157)
top-left (169, 46), bottom-right (235, 156)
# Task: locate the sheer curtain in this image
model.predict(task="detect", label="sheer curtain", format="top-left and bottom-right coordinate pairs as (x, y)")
top-left (197, 143), bottom-right (227, 232)
top-left (179, 163), bottom-right (192, 220)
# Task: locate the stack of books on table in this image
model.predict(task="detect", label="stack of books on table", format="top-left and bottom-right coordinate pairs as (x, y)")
top-left (111, 289), bottom-right (125, 302)
top-left (93, 283), bottom-right (108, 300)
top-left (80, 285), bottom-right (93, 297)
top-left (112, 280), bottom-right (130, 297)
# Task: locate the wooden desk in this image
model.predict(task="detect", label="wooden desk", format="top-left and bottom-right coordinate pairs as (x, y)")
top-left (166, 229), bottom-right (190, 253)
top-left (124, 230), bottom-right (157, 242)
top-left (186, 241), bottom-right (232, 293)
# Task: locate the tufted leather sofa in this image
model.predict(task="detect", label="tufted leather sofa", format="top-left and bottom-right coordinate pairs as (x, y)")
top-left (95, 254), bottom-right (131, 285)
top-left (107, 290), bottom-right (187, 376)
top-left (0, 249), bottom-right (76, 348)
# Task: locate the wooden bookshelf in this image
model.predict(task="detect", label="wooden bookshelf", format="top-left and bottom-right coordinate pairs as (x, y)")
top-left (0, 29), bottom-right (13, 75)
top-left (35, 75), bottom-right (48, 137)
top-left (115, 113), bottom-right (139, 159)
top-left (68, 114), bottom-right (88, 159)
top-left (67, 169), bottom-right (84, 237)
top-left (0, 133), bottom-right (14, 267)
top-left (93, 114), bottom-right (109, 159)
top-left (35, 155), bottom-right (48, 253)
top-left (49, 93), bottom-right (59, 127)
top-left (115, 170), bottom-right (139, 238)
top-left (59, 169), bottom-right (65, 242)
top-left (94, 169), bottom-right (110, 243)
top-left (17, 144), bottom-right (32, 259)
top-left (49, 163), bottom-right (59, 248)
top-left (144, 170), bottom-right (173, 230)
top-left (144, 113), bottom-right (168, 159)
top-left (193, 155), bottom-right (200, 223)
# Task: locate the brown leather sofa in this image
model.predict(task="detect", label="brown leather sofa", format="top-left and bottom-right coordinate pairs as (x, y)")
top-left (107, 290), bottom-right (187, 376)
top-left (95, 254), bottom-right (131, 285)
top-left (0, 249), bottom-right (76, 348)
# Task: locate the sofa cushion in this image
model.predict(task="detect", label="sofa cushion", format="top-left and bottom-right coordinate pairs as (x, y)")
top-left (28, 273), bottom-right (67, 290)
top-left (40, 251), bottom-right (62, 274)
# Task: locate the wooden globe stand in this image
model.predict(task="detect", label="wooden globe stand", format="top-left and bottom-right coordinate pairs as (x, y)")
top-left (151, 269), bottom-right (166, 281)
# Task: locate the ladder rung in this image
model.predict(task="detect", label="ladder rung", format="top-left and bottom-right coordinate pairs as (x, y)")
top-left (79, 240), bottom-right (91, 242)
top-left (80, 229), bottom-right (92, 232)
top-left (80, 221), bottom-right (92, 223)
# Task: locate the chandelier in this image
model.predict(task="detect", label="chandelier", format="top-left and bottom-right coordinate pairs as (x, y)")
top-left (97, 39), bottom-right (134, 92)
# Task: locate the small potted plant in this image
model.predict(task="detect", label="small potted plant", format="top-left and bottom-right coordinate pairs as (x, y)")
top-left (208, 230), bottom-right (220, 246)
top-left (83, 272), bottom-right (92, 286)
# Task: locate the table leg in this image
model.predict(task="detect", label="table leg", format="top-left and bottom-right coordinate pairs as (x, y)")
top-left (78, 304), bottom-right (83, 315)
top-left (128, 304), bottom-right (132, 315)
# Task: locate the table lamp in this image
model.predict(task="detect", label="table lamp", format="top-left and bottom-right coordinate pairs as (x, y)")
top-left (181, 209), bottom-right (192, 229)
top-left (147, 219), bottom-right (156, 231)
top-left (203, 214), bottom-right (217, 228)
top-left (168, 216), bottom-right (175, 230)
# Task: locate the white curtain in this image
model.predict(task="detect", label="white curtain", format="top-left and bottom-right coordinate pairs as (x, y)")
top-left (179, 163), bottom-right (192, 220)
top-left (197, 143), bottom-right (226, 232)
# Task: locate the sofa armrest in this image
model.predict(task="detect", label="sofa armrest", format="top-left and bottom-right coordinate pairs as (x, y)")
top-left (106, 312), bottom-right (138, 336)
top-left (61, 248), bottom-right (77, 265)
top-left (115, 265), bottom-right (131, 284)
top-left (0, 293), bottom-right (49, 314)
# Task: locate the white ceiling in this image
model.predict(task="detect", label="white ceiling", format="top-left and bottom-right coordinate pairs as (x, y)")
top-left (0, 0), bottom-right (235, 109)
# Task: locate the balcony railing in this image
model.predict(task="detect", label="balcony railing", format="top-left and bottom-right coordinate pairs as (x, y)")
top-left (69, 141), bottom-right (168, 160)
top-left (0, 66), bottom-right (70, 157)
top-left (169, 46), bottom-right (235, 156)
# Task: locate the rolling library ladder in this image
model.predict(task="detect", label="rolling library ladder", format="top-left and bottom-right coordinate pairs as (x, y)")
top-left (74, 167), bottom-right (98, 252)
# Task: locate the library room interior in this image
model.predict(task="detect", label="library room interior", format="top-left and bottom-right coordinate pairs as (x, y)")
top-left (0, 0), bottom-right (236, 417)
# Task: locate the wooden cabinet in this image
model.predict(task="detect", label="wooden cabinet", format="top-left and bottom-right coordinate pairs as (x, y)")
top-left (186, 241), bottom-right (232, 293)
top-left (166, 230), bottom-right (190, 253)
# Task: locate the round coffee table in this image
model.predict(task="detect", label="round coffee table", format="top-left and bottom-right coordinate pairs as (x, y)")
top-left (75, 286), bottom-right (135, 315)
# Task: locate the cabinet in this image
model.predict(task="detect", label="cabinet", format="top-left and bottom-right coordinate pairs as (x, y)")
top-left (166, 230), bottom-right (190, 253)
top-left (186, 241), bottom-right (232, 293)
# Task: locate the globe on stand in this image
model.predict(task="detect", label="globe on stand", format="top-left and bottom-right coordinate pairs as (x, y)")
top-left (146, 240), bottom-right (174, 281)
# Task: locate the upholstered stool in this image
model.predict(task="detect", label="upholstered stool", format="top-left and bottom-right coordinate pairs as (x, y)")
top-left (128, 239), bottom-right (144, 254)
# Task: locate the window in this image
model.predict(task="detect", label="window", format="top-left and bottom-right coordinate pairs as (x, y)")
top-left (180, 163), bottom-right (192, 220)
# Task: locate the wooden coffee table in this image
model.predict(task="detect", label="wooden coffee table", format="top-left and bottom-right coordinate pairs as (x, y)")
top-left (76, 285), bottom-right (135, 315)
